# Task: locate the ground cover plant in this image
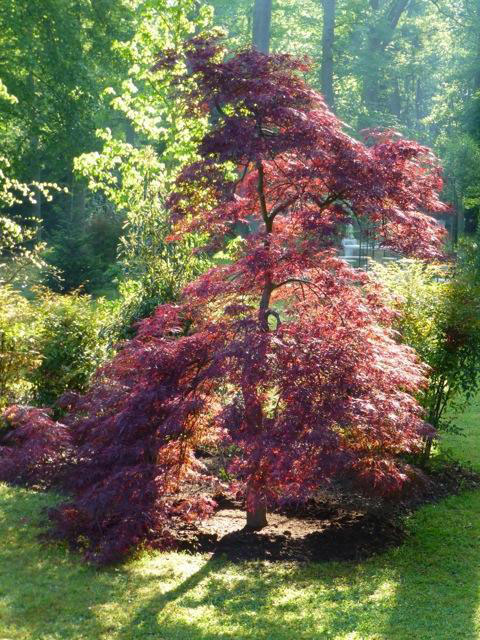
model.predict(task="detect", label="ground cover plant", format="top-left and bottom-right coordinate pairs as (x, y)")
top-left (1, 399), bottom-right (480, 640)
top-left (0, 40), bottom-right (449, 564)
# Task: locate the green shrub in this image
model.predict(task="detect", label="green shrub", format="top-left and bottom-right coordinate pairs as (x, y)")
top-left (102, 231), bottom-right (212, 340)
top-left (27, 289), bottom-right (111, 409)
top-left (0, 285), bottom-right (39, 408)
top-left (371, 256), bottom-right (480, 457)
top-left (44, 198), bottom-right (123, 295)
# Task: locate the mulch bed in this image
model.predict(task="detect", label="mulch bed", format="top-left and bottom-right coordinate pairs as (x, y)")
top-left (175, 464), bottom-right (480, 563)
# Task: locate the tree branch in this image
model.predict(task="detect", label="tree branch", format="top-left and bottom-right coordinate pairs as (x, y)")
top-left (428, 0), bottom-right (466, 28)
top-left (309, 192), bottom-right (342, 211)
top-left (387, 0), bottom-right (411, 32)
top-left (269, 195), bottom-right (298, 219)
top-left (274, 277), bottom-right (314, 290)
top-left (256, 160), bottom-right (270, 229)
top-left (265, 308), bottom-right (281, 330)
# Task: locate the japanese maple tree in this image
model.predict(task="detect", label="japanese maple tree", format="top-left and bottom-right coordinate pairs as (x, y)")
top-left (0, 39), bottom-right (448, 563)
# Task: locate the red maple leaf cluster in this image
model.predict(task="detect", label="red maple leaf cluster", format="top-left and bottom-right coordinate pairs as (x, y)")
top-left (0, 40), bottom-right (447, 564)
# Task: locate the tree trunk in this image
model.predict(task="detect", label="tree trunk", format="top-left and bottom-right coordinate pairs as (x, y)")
top-left (415, 77), bottom-right (424, 125)
top-left (476, 8), bottom-right (480, 94)
top-left (452, 178), bottom-right (464, 244)
top-left (253, 0), bottom-right (273, 54)
top-left (421, 435), bottom-right (434, 465)
top-left (389, 77), bottom-right (401, 118)
top-left (320, 0), bottom-right (336, 109)
top-left (242, 276), bottom-right (273, 530)
top-left (362, 0), bottom-right (411, 119)
top-left (246, 493), bottom-right (268, 529)
top-left (241, 159), bottom-right (275, 531)
top-left (29, 71), bottom-right (43, 220)
top-left (471, 0), bottom-right (480, 139)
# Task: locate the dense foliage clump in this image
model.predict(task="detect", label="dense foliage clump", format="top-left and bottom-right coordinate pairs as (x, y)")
top-left (372, 248), bottom-right (480, 455)
top-left (0, 41), bottom-right (448, 564)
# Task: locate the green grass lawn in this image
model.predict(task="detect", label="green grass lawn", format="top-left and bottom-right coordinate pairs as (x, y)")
top-left (1, 403), bottom-right (480, 640)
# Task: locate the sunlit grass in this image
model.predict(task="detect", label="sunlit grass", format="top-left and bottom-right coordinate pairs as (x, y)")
top-left (441, 399), bottom-right (480, 471)
top-left (1, 399), bottom-right (480, 639)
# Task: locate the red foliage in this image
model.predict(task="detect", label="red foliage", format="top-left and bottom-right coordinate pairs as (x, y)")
top-left (0, 41), bottom-right (447, 563)
top-left (0, 406), bottom-right (72, 487)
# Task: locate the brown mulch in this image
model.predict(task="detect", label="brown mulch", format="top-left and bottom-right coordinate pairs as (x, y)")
top-left (174, 464), bottom-right (480, 563)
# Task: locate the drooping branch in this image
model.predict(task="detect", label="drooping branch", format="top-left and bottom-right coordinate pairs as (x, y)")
top-left (265, 308), bottom-right (281, 330)
top-left (309, 192), bottom-right (343, 211)
top-left (274, 277), bottom-right (314, 290)
top-left (269, 195), bottom-right (298, 220)
top-left (427, 0), bottom-right (466, 28)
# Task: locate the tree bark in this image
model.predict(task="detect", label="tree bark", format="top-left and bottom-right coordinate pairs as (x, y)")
top-left (246, 487), bottom-right (268, 529)
top-left (476, 0), bottom-right (480, 88)
top-left (362, 0), bottom-right (411, 117)
top-left (320, 0), bottom-right (336, 109)
top-left (253, 0), bottom-right (273, 54)
top-left (415, 77), bottom-right (424, 124)
top-left (28, 72), bottom-right (43, 219)
top-left (472, 0), bottom-right (480, 130)
top-left (421, 435), bottom-right (434, 464)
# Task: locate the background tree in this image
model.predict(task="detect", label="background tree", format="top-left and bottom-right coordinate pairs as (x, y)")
top-left (75, 0), bottom-right (215, 327)
top-left (0, 0), bottom-right (133, 204)
top-left (320, 0), bottom-right (336, 109)
top-left (253, 0), bottom-right (273, 52)
top-left (0, 0), bottom-right (136, 291)
top-left (360, 0), bottom-right (412, 123)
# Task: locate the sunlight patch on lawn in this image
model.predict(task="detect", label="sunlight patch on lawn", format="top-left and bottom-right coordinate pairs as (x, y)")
top-left (2, 399), bottom-right (480, 639)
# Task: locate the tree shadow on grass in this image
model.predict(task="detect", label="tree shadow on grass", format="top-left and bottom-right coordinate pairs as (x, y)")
top-left (115, 554), bottom-right (391, 640)
top-left (116, 496), bottom-right (480, 640)
top-left (0, 486), bottom-right (174, 640)
top-left (3, 485), bottom-right (480, 640)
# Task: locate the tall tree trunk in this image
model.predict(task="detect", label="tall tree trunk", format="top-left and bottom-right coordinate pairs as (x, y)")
top-left (415, 77), bottom-right (424, 125)
top-left (32, 153), bottom-right (42, 220)
top-left (253, 0), bottom-right (273, 53)
top-left (389, 77), bottom-right (402, 118)
top-left (452, 177), bottom-right (464, 243)
top-left (471, 0), bottom-right (480, 138)
top-left (362, 0), bottom-right (411, 119)
top-left (320, 0), bottom-right (336, 109)
top-left (476, 1), bottom-right (480, 90)
top-left (28, 72), bottom-right (43, 219)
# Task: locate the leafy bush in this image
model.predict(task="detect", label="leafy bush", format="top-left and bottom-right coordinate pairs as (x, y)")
top-left (106, 233), bottom-right (211, 339)
top-left (0, 284), bottom-right (113, 412)
top-left (27, 289), bottom-right (112, 409)
top-left (0, 286), bottom-right (38, 408)
top-left (44, 195), bottom-right (123, 295)
top-left (370, 255), bottom-right (480, 455)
